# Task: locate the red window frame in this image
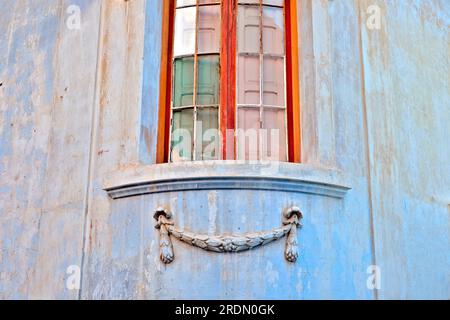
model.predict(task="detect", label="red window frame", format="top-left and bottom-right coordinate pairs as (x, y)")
top-left (157, 0), bottom-right (301, 163)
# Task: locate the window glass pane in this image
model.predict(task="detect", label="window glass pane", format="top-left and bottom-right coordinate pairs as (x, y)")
top-left (263, 56), bottom-right (285, 106)
top-left (173, 57), bottom-right (195, 108)
top-left (237, 55), bottom-right (260, 105)
top-left (237, 107), bottom-right (260, 160)
top-left (174, 7), bottom-right (196, 57)
top-left (171, 108), bottom-right (194, 162)
top-left (263, 7), bottom-right (284, 55)
top-left (199, 0), bottom-right (221, 4)
top-left (238, 0), bottom-right (260, 4)
top-left (197, 107), bottom-right (219, 160)
top-left (198, 5), bottom-right (221, 54)
top-left (197, 55), bottom-right (220, 106)
top-left (177, 0), bottom-right (196, 7)
top-left (263, 0), bottom-right (284, 7)
top-left (262, 108), bottom-right (287, 161)
top-left (238, 5), bottom-right (261, 53)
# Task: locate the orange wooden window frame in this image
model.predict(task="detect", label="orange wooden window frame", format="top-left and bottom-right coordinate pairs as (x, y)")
top-left (156, 0), bottom-right (301, 164)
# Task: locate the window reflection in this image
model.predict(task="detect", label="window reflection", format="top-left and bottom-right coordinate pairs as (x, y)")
top-left (171, 0), bottom-right (287, 162)
top-left (171, 1), bottom-right (221, 162)
top-left (173, 7), bottom-right (196, 57)
top-left (236, 1), bottom-right (287, 161)
top-left (198, 5), bottom-right (221, 54)
top-left (263, 7), bottom-right (285, 55)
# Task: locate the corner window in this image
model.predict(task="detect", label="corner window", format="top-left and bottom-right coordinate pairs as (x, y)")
top-left (157, 0), bottom-right (300, 163)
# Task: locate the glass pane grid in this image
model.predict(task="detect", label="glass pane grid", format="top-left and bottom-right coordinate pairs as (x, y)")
top-left (171, 1), bottom-right (221, 162)
top-left (237, 104), bottom-right (286, 109)
top-left (238, 0), bottom-right (283, 7)
top-left (177, 0), bottom-right (221, 9)
top-left (237, 0), bottom-right (287, 161)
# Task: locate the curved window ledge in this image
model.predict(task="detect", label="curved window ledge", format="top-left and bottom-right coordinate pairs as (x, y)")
top-left (103, 161), bottom-right (351, 200)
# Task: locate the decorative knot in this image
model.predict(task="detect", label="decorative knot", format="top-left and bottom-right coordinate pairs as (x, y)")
top-left (283, 206), bottom-right (303, 227)
top-left (154, 207), bottom-right (173, 229)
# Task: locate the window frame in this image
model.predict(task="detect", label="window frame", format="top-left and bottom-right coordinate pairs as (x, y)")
top-left (156, 0), bottom-right (301, 163)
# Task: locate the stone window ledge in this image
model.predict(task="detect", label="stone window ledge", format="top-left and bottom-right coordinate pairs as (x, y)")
top-left (103, 161), bottom-right (351, 200)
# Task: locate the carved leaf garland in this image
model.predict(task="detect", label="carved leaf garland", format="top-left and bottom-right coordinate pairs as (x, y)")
top-left (154, 207), bottom-right (303, 264)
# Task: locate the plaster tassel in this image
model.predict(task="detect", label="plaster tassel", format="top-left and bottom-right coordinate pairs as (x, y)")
top-left (283, 206), bottom-right (303, 263)
top-left (285, 224), bottom-right (299, 262)
top-left (154, 208), bottom-right (174, 264)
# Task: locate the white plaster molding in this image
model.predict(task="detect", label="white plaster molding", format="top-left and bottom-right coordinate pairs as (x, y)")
top-left (104, 161), bottom-right (351, 199)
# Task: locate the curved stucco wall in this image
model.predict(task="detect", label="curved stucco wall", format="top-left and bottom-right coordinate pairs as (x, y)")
top-left (0, 0), bottom-right (449, 299)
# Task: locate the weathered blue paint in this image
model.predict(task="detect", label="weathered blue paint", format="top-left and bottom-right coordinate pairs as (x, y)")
top-left (0, 0), bottom-right (448, 300)
top-left (359, 0), bottom-right (450, 299)
top-left (139, 0), bottom-right (164, 164)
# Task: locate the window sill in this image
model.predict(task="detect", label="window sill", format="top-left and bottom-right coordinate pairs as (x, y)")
top-left (103, 161), bottom-right (351, 200)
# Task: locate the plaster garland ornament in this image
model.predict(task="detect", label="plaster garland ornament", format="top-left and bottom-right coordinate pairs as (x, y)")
top-left (153, 206), bottom-right (303, 264)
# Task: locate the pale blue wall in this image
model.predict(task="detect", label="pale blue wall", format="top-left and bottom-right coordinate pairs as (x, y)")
top-left (140, 0), bottom-right (165, 164)
top-left (0, 0), bottom-right (448, 299)
top-left (359, 0), bottom-right (450, 299)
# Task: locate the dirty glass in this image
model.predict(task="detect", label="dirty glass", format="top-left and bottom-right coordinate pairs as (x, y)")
top-left (171, 108), bottom-right (194, 161)
top-left (171, 2), bottom-right (221, 162)
top-left (177, 0), bottom-right (196, 7)
top-left (197, 55), bottom-right (220, 106)
top-left (263, 6), bottom-right (284, 55)
top-left (236, 0), bottom-right (287, 161)
top-left (263, 56), bottom-right (285, 106)
top-left (262, 107), bottom-right (287, 161)
top-left (173, 57), bottom-right (195, 108)
top-left (198, 5), bottom-right (221, 54)
top-left (237, 55), bottom-right (260, 105)
top-left (199, 0), bottom-right (221, 4)
top-left (196, 107), bottom-right (220, 160)
top-left (263, 0), bottom-right (284, 7)
top-left (237, 5), bottom-right (260, 54)
top-left (237, 107), bottom-right (260, 160)
top-left (173, 7), bottom-right (196, 57)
